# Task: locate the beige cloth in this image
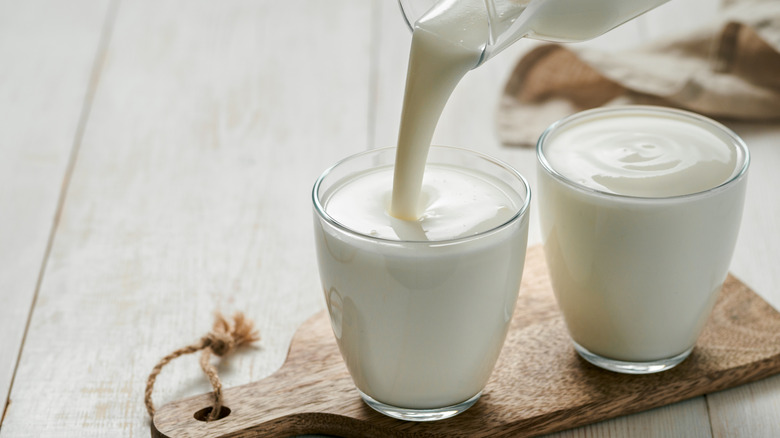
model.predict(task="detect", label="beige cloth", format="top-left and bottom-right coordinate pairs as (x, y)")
top-left (498, 0), bottom-right (780, 147)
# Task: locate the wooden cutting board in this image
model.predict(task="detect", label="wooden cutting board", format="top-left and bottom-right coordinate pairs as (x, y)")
top-left (151, 246), bottom-right (780, 438)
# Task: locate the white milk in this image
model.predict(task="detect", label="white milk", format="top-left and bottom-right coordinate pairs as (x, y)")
top-left (538, 107), bottom-right (749, 363)
top-left (328, 166), bottom-right (519, 241)
top-left (541, 112), bottom-right (740, 197)
top-left (390, 0), bottom-right (669, 219)
top-left (390, 0), bottom-right (487, 220)
top-left (314, 149), bottom-right (530, 409)
top-left (314, 0), bottom-right (674, 410)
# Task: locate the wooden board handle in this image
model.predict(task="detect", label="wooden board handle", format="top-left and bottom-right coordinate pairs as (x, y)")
top-left (152, 246), bottom-right (780, 438)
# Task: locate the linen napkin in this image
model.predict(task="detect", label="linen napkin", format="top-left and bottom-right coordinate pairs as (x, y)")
top-left (498, 0), bottom-right (780, 147)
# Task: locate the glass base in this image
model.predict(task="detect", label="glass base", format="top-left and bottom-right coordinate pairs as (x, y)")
top-left (573, 341), bottom-right (693, 374)
top-left (358, 390), bottom-right (481, 422)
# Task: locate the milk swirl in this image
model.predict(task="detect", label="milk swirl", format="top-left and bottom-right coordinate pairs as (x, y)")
top-left (541, 112), bottom-right (741, 197)
top-left (326, 165), bottom-right (519, 242)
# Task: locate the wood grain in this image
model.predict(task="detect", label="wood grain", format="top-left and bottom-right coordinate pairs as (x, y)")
top-left (152, 245), bottom-right (780, 438)
top-left (0, 0), bottom-right (110, 418)
top-left (0, 0), bottom-right (372, 435)
top-left (705, 123), bottom-right (780, 438)
top-left (3, 0), bottom-right (780, 436)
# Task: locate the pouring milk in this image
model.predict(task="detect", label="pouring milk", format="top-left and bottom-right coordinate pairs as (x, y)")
top-left (314, 0), bottom-right (672, 418)
top-left (390, 0), bottom-right (670, 219)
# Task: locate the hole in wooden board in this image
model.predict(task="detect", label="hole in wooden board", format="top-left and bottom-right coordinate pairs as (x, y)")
top-left (193, 406), bottom-right (231, 421)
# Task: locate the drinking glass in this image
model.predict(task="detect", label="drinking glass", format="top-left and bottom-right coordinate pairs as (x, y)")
top-left (313, 146), bottom-right (531, 420)
top-left (537, 106), bottom-right (749, 373)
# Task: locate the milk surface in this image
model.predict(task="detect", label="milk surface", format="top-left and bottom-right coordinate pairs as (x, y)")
top-left (328, 165), bottom-right (518, 241)
top-left (315, 160), bottom-right (529, 408)
top-left (542, 112), bottom-right (740, 197)
top-left (538, 108), bottom-right (748, 362)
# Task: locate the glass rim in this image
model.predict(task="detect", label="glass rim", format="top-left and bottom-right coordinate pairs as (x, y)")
top-left (312, 145), bottom-right (531, 245)
top-left (536, 105), bottom-right (750, 202)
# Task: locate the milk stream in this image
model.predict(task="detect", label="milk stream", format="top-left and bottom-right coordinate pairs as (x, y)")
top-left (390, 0), bottom-right (488, 220)
top-left (390, 0), bottom-right (669, 220)
top-left (316, 0), bottom-right (682, 409)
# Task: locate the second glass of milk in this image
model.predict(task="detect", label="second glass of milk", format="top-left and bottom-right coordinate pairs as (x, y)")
top-left (537, 106), bottom-right (749, 374)
top-left (313, 146), bottom-right (531, 421)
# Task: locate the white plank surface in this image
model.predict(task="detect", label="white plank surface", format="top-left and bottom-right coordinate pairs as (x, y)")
top-left (2, 0), bottom-right (780, 436)
top-left (0, 0), bottom-right (110, 417)
top-left (706, 123), bottom-right (780, 438)
top-left (0, 0), bottom-right (371, 435)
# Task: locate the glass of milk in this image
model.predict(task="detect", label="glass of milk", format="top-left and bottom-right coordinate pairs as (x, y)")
top-left (537, 106), bottom-right (749, 374)
top-left (313, 146), bottom-right (531, 420)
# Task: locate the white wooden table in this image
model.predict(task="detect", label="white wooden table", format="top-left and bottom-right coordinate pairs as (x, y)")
top-left (2, 0), bottom-right (779, 436)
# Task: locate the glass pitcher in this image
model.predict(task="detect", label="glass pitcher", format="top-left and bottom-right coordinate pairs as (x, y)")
top-left (398, 0), bottom-right (670, 67)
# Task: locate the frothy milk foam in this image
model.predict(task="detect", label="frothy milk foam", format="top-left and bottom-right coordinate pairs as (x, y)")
top-left (539, 108), bottom-right (748, 362)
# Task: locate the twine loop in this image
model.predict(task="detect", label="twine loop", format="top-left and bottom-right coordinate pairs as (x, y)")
top-left (145, 312), bottom-right (260, 422)
top-left (204, 332), bottom-right (234, 357)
